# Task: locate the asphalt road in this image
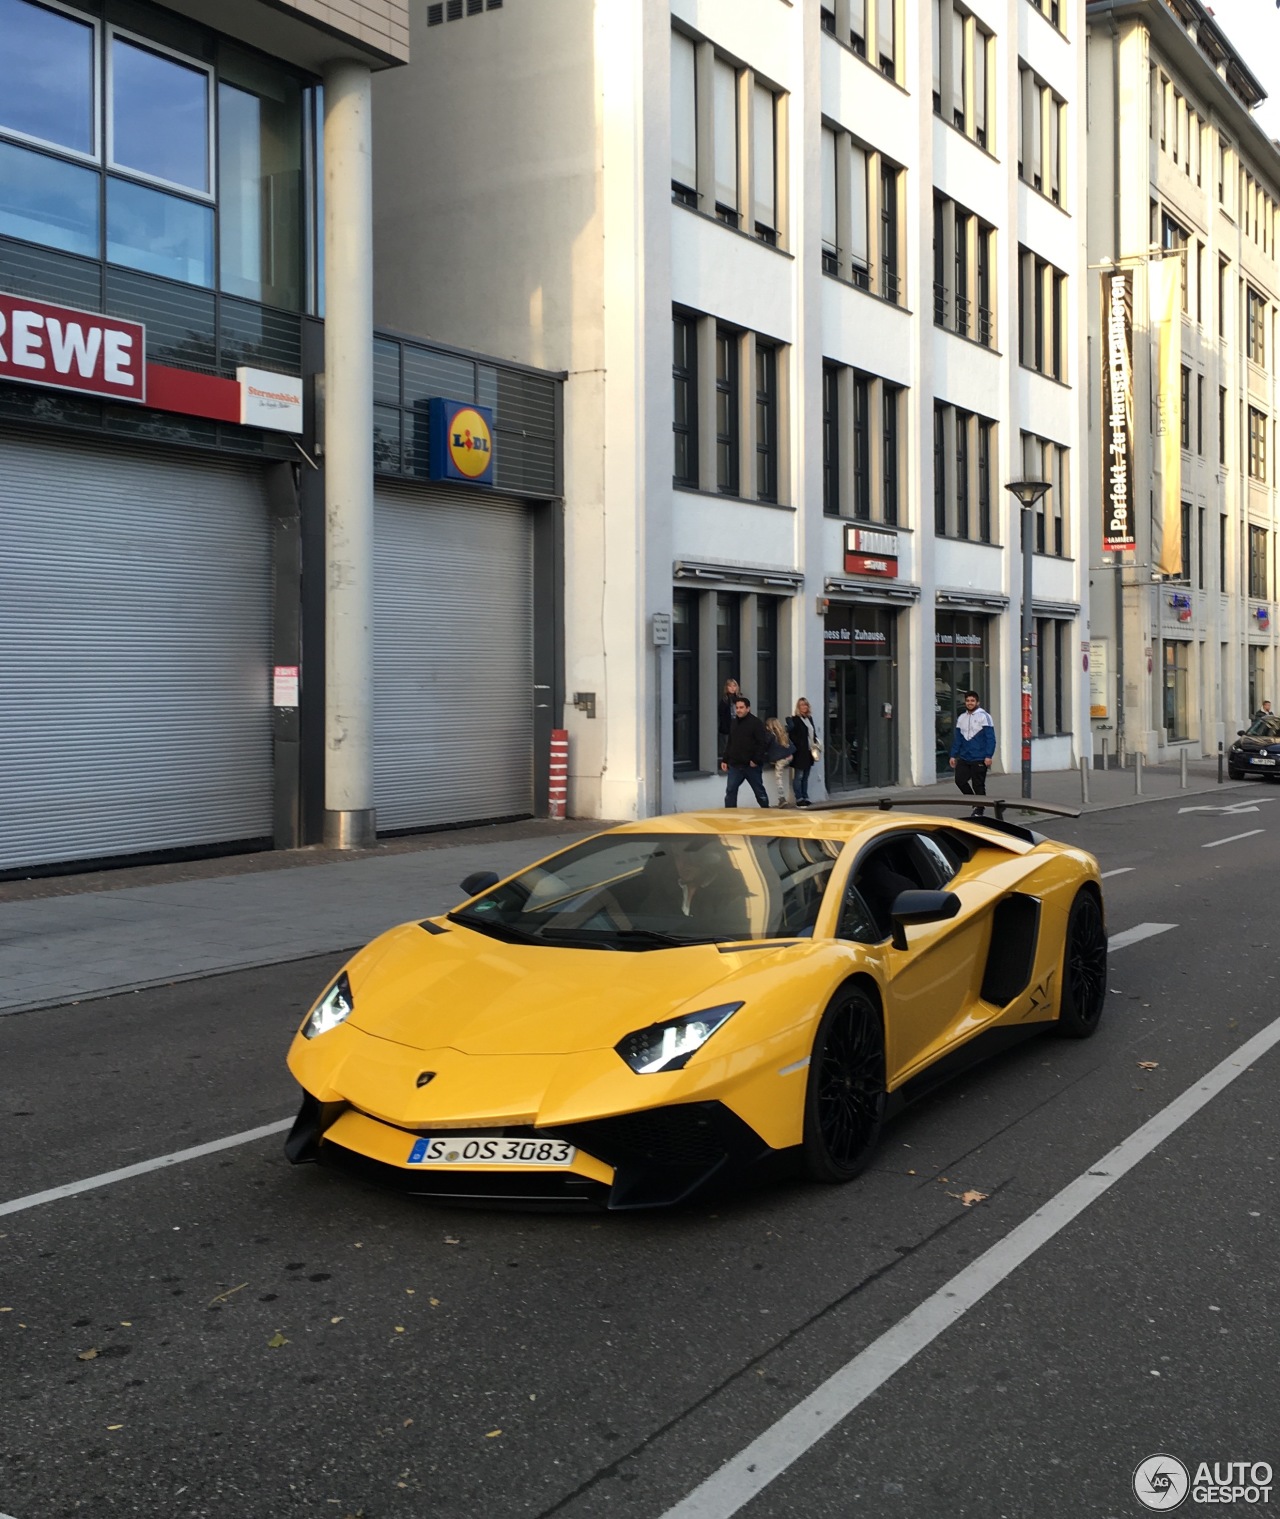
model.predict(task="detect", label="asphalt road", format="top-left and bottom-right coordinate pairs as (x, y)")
top-left (2, 795), bottom-right (1277, 1519)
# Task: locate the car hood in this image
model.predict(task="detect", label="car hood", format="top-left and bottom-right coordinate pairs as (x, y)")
top-left (1232, 735), bottom-right (1280, 753)
top-left (344, 919), bottom-right (768, 1055)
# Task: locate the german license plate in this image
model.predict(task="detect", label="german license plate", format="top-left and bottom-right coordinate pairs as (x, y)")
top-left (1250, 757), bottom-right (1276, 766)
top-left (407, 1136), bottom-right (576, 1167)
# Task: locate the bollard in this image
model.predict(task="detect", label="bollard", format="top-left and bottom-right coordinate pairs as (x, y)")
top-left (548, 728), bottom-right (569, 819)
top-left (1098, 737), bottom-right (1108, 772)
top-left (1079, 754), bottom-right (1090, 805)
top-left (1117, 744), bottom-right (1127, 771)
top-left (1135, 750), bottom-right (1143, 795)
top-left (1180, 748), bottom-right (1188, 788)
top-left (1218, 740), bottom-right (1224, 784)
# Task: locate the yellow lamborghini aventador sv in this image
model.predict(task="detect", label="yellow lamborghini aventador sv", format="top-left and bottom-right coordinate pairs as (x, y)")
top-left (285, 801), bottom-right (1106, 1209)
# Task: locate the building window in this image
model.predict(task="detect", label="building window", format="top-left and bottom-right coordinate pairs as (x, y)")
top-left (1247, 287), bottom-right (1266, 365)
top-left (877, 0), bottom-right (896, 78)
top-left (1035, 619), bottom-right (1069, 736)
top-left (933, 192), bottom-right (996, 346)
top-left (672, 590), bottom-right (699, 771)
top-left (1196, 373), bottom-right (1204, 455)
top-left (1197, 506), bottom-right (1205, 591)
top-left (1019, 65), bottom-right (1066, 202)
top-left (672, 309), bottom-right (698, 488)
top-left (0, 0), bottom-right (308, 305)
top-left (671, 27), bottom-right (784, 246)
top-left (853, 371), bottom-right (871, 518)
top-left (1179, 501), bottom-right (1192, 583)
top-left (716, 592), bottom-right (742, 703)
top-left (1163, 641), bottom-right (1190, 741)
top-left (955, 408), bottom-right (970, 538)
top-left (978, 418), bottom-right (993, 541)
top-left (1018, 246), bottom-right (1066, 380)
top-left (1021, 431), bottom-right (1068, 556)
top-left (1180, 365), bottom-right (1190, 451)
top-left (933, 0), bottom-right (994, 148)
top-left (715, 328), bottom-right (739, 495)
top-left (937, 405), bottom-right (997, 542)
top-left (822, 362), bottom-right (840, 516)
top-left (755, 342), bottom-right (778, 502)
top-left (934, 402), bottom-right (946, 534)
top-left (1027, 0), bottom-right (1065, 32)
top-left (1220, 513), bottom-right (1229, 591)
top-left (1160, 212), bottom-right (1189, 311)
top-left (1249, 524), bottom-right (1268, 598)
top-left (1249, 407), bottom-right (1268, 482)
top-left (826, 360), bottom-right (902, 526)
top-left (1220, 386), bottom-right (1228, 467)
top-left (821, 126), bottom-right (900, 302)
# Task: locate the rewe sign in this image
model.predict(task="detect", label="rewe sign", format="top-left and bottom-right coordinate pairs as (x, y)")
top-left (0, 292), bottom-right (145, 403)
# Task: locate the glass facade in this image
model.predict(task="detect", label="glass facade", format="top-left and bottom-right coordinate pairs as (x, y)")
top-left (0, 0), bottom-right (311, 309)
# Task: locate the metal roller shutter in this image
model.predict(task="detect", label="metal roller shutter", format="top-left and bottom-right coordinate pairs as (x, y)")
top-left (374, 481), bottom-right (533, 829)
top-left (1, 430), bottom-right (273, 871)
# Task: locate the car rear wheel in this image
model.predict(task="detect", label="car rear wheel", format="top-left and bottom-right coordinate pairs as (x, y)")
top-left (802, 984), bottom-right (886, 1183)
top-left (1055, 888), bottom-right (1107, 1039)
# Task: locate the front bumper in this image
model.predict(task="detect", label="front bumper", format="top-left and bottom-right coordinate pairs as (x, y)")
top-left (285, 1092), bottom-right (772, 1210)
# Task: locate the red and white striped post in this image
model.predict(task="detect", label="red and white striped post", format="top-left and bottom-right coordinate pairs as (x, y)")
top-left (548, 728), bottom-right (569, 819)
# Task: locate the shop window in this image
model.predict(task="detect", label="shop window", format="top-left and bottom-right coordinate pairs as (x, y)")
top-left (934, 612), bottom-right (990, 772)
top-left (1163, 641), bottom-right (1190, 741)
top-left (0, 138), bottom-right (98, 256)
top-left (672, 590), bottom-right (699, 771)
top-left (756, 597), bottom-right (779, 721)
top-left (716, 592), bottom-right (742, 704)
top-left (106, 175), bottom-right (213, 286)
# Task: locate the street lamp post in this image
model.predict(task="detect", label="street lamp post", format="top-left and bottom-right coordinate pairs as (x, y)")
top-left (1005, 479), bottom-right (1052, 799)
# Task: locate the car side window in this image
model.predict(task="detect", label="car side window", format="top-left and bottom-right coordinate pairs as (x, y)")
top-left (912, 832), bottom-right (960, 889)
top-left (840, 838), bottom-right (924, 942)
top-left (836, 880), bottom-right (883, 943)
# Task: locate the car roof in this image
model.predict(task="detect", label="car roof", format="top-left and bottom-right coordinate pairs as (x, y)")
top-left (606, 808), bottom-right (1027, 850)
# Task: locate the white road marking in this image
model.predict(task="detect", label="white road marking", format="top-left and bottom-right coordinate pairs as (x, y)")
top-left (1203, 830), bottom-right (1265, 849)
top-left (0, 1119), bottom-right (292, 1219)
top-left (1178, 799), bottom-right (1272, 815)
top-left (659, 1009), bottom-right (1280, 1519)
top-left (1107, 922), bottom-right (1177, 951)
top-left (1100, 867), bottom-right (1134, 879)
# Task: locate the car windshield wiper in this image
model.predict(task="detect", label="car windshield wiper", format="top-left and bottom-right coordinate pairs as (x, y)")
top-left (538, 927), bottom-right (712, 950)
top-left (446, 913), bottom-right (543, 946)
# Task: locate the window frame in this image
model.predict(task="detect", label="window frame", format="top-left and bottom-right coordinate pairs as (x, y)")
top-left (105, 23), bottom-right (216, 202)
top-left (0, 0), bottom-right (101, 164)
top-left (672, 309), bottom-right (699, 489)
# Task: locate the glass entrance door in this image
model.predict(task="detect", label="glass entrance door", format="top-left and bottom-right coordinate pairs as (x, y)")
top-left (824, 655), bottom-right (898, 791)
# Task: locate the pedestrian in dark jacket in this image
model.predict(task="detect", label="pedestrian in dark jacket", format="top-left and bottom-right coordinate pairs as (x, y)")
top-left (720, 695), bottom-right (771, 808)
top-left (948, 690), bottom-right (996, 810)
top-left (786, 697), bottom-right (820, 807)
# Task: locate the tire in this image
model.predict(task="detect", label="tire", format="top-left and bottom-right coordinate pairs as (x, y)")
top-left (802, 983), bottom-right (886, 1182)
top-left (1228, 768), bottom-right (1244, 781)
top-left (1055, 888), bottom-right (1107, 1039)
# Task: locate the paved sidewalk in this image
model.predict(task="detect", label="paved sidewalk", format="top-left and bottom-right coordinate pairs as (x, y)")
top-left (2, 758), bottom-right (1249, 1018)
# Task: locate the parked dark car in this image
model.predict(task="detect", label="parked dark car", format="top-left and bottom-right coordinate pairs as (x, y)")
top-left (1227, 715), bottom-right (1280, 780)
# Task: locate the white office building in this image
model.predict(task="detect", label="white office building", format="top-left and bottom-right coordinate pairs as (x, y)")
top-left (373, 0), bottom-right (1090, 818)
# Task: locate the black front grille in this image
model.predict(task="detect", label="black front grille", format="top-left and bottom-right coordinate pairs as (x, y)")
top-left (568, 1105), bottom-right (727, 1169)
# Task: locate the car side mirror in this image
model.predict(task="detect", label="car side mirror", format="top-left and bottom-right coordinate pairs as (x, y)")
top-left (889, 889), bottom-right (960, 951)
top-left (460, 870), bottom-right (500, 897)
top-left (1237, 730), bottom-right (1246, 737)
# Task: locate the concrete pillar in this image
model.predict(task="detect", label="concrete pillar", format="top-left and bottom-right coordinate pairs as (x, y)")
top-left (322, 60), bottom-right (376, 849)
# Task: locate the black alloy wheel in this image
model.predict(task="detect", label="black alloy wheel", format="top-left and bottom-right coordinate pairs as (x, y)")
top-left (1055, 888), bottom-right (1108, 1039)
top-left (803, 984), bottom-right (886, 1183)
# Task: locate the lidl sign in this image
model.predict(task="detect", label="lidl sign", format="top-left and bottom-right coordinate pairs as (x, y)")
top-left (428, 398), bottom-right (495, 485)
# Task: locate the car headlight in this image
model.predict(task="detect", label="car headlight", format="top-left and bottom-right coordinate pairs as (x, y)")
top-left (302, 972), bottom-right (354, 1040)
top-left (615, 1003), bottom-right (742, 1074)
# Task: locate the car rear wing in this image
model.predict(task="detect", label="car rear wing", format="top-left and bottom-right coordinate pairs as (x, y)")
top-left (807, 795), bottom-right (1081, 844)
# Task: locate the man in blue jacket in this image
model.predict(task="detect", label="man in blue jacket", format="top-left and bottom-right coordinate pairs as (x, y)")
top-left (948, 690), bottom-right (996, 810)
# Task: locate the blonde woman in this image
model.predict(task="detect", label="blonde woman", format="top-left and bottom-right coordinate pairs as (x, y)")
top-left (764, 716), bottom-right (795, 806)
top-left (786, 697), bottom-right (820, 807)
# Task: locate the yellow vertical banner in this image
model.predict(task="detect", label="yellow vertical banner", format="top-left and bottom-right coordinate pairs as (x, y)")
top-left (1151, 258), bottom-right (1182, 577)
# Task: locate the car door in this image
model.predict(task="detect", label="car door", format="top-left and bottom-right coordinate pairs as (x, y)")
top-left (834, 828), bottom-right (995, 1088)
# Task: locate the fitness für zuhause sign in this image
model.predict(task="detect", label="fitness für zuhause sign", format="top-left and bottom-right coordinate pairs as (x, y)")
top-left (1102, 271), bottom-right (1135, 553)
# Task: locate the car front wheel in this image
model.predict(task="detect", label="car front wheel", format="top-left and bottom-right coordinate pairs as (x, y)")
top-left (1056, 888), bottom-right (1107, 1039)
top-left (1228, 767), bottom-right (1244, 781)
top-left (802, 984), bottom-right (886, 1183)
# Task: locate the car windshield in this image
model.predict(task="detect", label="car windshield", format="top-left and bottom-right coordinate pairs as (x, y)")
top-left (449, 832), bottom-right (844, 949)
top-left (1246, 716), bottom-right (1280, 738)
